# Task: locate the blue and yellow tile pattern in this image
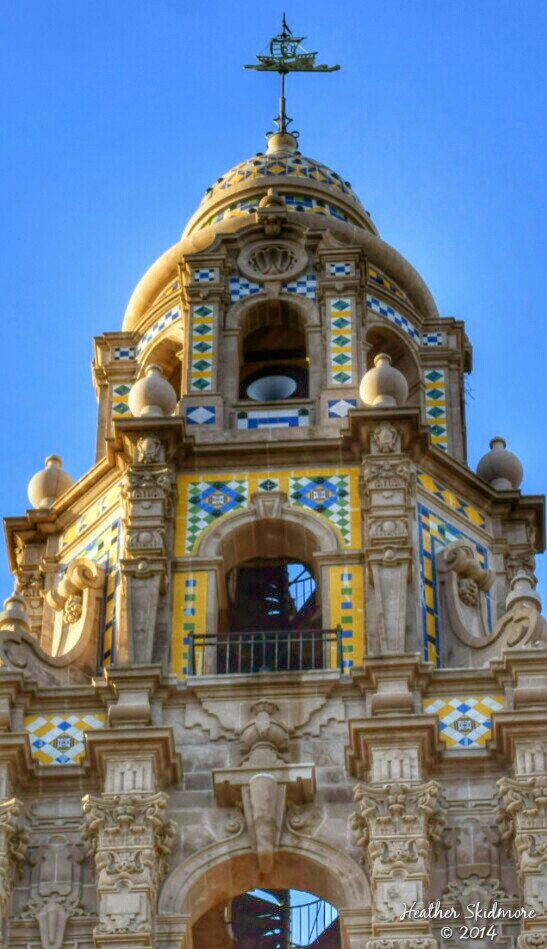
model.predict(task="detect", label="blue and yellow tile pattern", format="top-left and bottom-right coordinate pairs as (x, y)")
top-left (237, 407), bottom-right (310, 429)
top-left (424, 696), bottom-right (505, 749)
top-left (176, 468), bottom-right (362, 557)
top-left (329, 565), bottom-right (365, 670)
top-left (202, 153), bottom-right (361, 204)
top-left (112, 383), bottom-right (132, 417)
top-left (367, 295), bottom-right (444, 347)
top-left (60, 483), bottom-right (120, 551)
top-left (424, 368), bottom-right (448, 451)
top-left (190, 303), bottom-right (215, 392)
top-left (204, 194), bottom-right (353, 229)
top-left (418, 504), bottom-right (491, 666)
top-left (329, 298), bottom-right (355, 385)
top-left (172, 571), bottom-right (208, 678)
top-left (417, 470), bottom-right (486, 529)
top-left (25, 712), bottom-right (106, 765)
top-left (136, 306), bottom-right (181, 359)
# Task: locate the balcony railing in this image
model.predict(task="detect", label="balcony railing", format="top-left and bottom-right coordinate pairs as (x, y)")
top-left (187, 627), bottom-right (343, 676)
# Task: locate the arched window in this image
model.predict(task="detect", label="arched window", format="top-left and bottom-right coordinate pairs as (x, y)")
top-left (239, 300), bottom-right (308, 402)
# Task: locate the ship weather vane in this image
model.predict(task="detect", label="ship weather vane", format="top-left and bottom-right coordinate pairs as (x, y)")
top-left (245, 15), bottom-right (340, 137)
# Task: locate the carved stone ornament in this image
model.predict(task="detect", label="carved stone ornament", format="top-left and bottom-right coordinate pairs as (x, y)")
top-left (436, 540), bottom-right (496, 648)
top-left (19, 835), bottom-right (87, 949)
top-left (0, 798), bottom-right (29, 928)
top-left (134, 435), bottom-right (164, 465)
top-left (371, 422), bottom-right (401, 454)
top-left (82, 792), bottom-right (176, 940)
top-left (237, 239), bottom-right (307, 283)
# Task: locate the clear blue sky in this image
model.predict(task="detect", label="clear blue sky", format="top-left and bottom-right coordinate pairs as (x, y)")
top-left (1, 0), bottom-right (545, 595)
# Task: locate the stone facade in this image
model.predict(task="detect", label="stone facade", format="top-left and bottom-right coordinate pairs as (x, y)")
top-left (0, 115), bottom-right (545, 949)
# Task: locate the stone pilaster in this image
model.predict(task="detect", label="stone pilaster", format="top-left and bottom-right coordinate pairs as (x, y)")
top-left (0, 730), bottom-right (33, 946)
top-left (83, 727), bottom-right (182, 947)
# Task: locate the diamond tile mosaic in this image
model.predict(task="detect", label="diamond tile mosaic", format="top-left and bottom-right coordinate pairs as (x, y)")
top-left (155, 280), bottom-right (180, 303)
top-left (172, 572), bottom-right (208, 679)
top-left (112, 383), bottom-right (132, 417)
top-left (328, 398), bottom-right (357, 419)
top-left (327, 262), bottom-right (353, 276)
top-left (186, 405), bottom-right (216, 426)
top-left (368, 267), bottom-right (407, 301)
top-left (424, 368), bottom-right (448, 452)
top-left (190, 303), bottom-right (215, 392)
top-left (204, 194), bottom-right (353, 229)
top-left (194, 268), bottom-right (219, 283)
top-left (329, 298), bottom-right (355, 385)
top-left (25, 712), bottom-right (106, 765)
top-left (60, 483), bottom-right (120, 551)
top-left (367, 296), bottom-right (444, 347)
top-left (424, 696), bottom-right (505, 749)
top-left (290, 474), bottom-right (351, 546)
top-left (237, 407), bottom-right (310, 429)
top-left (229, 277), bottom-right (263, 302)
top-left (136, 306), bottom-right (181, 358)
top-left (329, 565), bottom-right (365, 670)
top-left (113, 347), bottom-right (136, 361)
top-left (203, 154), bottom-right (361, 203)
top-left (176, 468), bottom-right (362, 557)
top-left (282, 274), bottom-right (317, 299)
top-left (418, 504), bottom-right (491, 666)
top-left (417, 469), bottom-right (486, 529)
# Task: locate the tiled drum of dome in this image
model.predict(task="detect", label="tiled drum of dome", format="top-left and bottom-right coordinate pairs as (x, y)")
top-left (418, 504), bottom-right (491, 667)
top-left (204, 194), bottom-right (350, 229)
top-left (329, 298), bottom-right (354, 385)
top-left (190, 304), bottom-right (215, 391)
top-left (423, 696), bottom-right (505, 749)
top-left (424, 368), bottom-right (448, 451)
top-left (25, 712), bottom-right (106, 765)
top-left (204, 154), bottom-right (358, 201)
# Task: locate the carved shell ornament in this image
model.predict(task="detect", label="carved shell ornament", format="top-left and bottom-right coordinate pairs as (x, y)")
top-left (237, 240), bottom-right (307, 282)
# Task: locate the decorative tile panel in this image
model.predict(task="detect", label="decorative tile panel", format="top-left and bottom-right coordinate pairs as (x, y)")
top-left (229, 277), bottom-right (263, 302)
top-left (329, 298), bottom-right (355, 385)
top-left (186, 405), bottom-right (216, 426)
top-left (327, 262), bottom-right (353, 276)
top-left (424, 368), bottom-right (448, 452)
top-left (417, 469), bottom-right (486, 529)
top-left (329, 565), bottom-right (365, 670)
top-left (237, 407), bottom-right (310, 429)
top-left (172, 572), bottom-right (208, 679)
top-left (204, 194), bottom-right (353, 229)
top-left (25, 712), bottom-right (106, 765)
top-left (418, 504), bottom-right (491, 666)
top-left (176, 468), bottom-right (362, 556)
top-left (60, 484), bottom-right (120, 551)
top-left (367, 295), bottom-right (444, 347)
top-left (203, 154), bottom-right (360, 202)
top-left (135, 306), bottom-right (181, 358)
top-left (424, 696), bottom-right (505, 749)
top-left (193, 268), bottom-right (219, 282)
top-left (190, 303), bottom-right (215, 391)
top-left (368, 267), bottom-right (407, 301)
top-left (282, 274), bottom-right (317, 299)
top-left (112, 383), bottom-right (132, 417)
top-left (328, 398), bottom-right (357, 419)
top-left (113, 347), bottom-right (136, 361)
top-left (290, 474), bottom-right (351, 546)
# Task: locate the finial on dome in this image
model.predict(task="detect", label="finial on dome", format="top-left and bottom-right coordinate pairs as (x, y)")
top-left (245, 16), bottom-right (340, 139)
top-left (27, 455), bottom-right (74, 510)
top-left (359, 353), bottom-right (409, 408)
top-left (476, 436), bottom-right (524, 490)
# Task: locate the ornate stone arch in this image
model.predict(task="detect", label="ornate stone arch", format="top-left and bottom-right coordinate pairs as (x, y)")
top-left (158, 835), bottom-right (371, 948)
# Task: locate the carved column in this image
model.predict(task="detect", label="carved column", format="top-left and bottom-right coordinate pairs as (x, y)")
top-left (119, 433), bottom-right (176, 666)
top-left (83, 728), bottom-right (182, 947)
top-left (494, 654), bottom-right (547, 947)
top-left (362, 423), bottom-right (415, 655)
top-left (0, 727), bottom-right (33, 946)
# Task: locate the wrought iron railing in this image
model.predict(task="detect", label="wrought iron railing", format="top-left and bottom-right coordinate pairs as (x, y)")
top-left (187, 627), bottom-right (343, 676)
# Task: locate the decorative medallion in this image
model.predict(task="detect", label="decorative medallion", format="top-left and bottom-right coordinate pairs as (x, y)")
top-left (237, 240), bottom-right (307, 283)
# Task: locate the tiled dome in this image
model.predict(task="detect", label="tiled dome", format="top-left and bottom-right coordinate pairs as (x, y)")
top-left (183, 132), bottom-right (376, 236)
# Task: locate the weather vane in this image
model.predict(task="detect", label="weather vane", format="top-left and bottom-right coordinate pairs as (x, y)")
top-left (245, 15), bottom-right (340, 138)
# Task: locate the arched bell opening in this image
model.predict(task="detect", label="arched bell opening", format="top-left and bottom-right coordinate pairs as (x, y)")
top-left (195, 886), bottom-right (341, 948)
top-left (217, 518), bottom-right (323, 674)
top-left (239, 300), bottom-right (309, 402)
top-left (364, 324), bottom-right (421, 405)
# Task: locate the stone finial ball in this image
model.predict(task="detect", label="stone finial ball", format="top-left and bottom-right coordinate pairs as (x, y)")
top-left (359, 353), bottom-right (408, 408)
top-left (27, 455), bottom-right (74, 510)
top-left (476, 436), bottom-right (524, 490)
top-left (128, 364), bottom-right (177, 419)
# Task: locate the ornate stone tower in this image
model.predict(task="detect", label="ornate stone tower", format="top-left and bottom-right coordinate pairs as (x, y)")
top-left (0, 21), bottom-right (545, 949)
